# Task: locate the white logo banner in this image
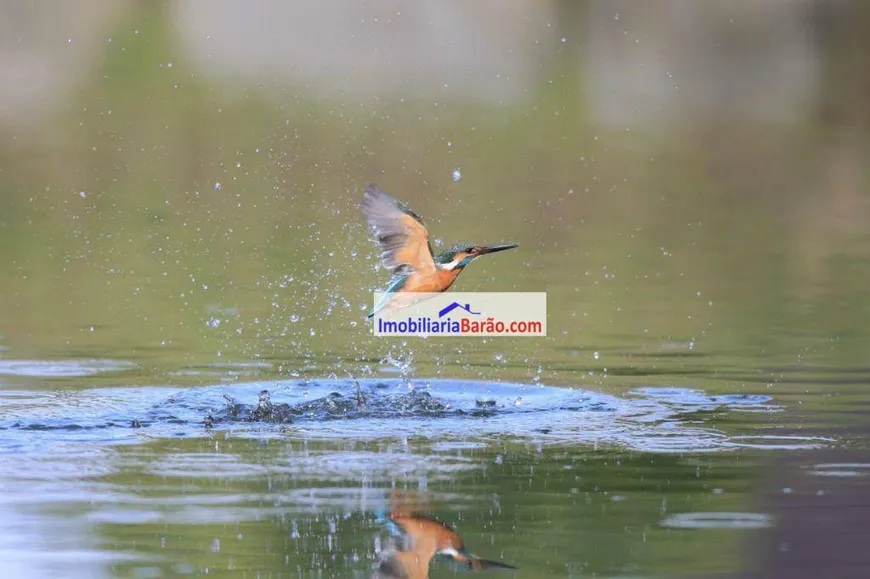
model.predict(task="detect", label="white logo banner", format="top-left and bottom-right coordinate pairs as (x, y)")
top-left (371, 292), bottom-right (547, 337)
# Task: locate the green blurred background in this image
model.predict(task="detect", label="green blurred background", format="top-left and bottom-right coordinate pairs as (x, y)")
top-left (1, 0), bottom-right (867, 386)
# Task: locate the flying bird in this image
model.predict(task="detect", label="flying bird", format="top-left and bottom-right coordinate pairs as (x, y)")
top-left (362, 185), bottom-right (517, 318)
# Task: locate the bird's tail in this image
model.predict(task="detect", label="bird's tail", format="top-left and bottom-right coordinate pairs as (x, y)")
top-left (367, 291), bottom-right (395, 319)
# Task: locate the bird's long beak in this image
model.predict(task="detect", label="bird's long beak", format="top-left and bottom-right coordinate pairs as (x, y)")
top-left (477, 243), bottom-right (519, 256)
top-left (467, 558), bottom-right (517, 571)
top-left (449, 549), bottom-right (517, 571)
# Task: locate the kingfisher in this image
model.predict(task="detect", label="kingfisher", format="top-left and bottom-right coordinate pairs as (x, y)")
top-left (374, 511), bottom-right (516, 578)
top-left (362, 185), bottom-right (518, 318)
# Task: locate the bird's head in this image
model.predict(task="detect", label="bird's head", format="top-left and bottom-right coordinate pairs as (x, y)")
top-left (435, 242), bottom-right (518, 271)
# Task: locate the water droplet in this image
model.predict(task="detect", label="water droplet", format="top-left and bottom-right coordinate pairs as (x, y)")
top-left (451, 169), bottom-right (461, 182)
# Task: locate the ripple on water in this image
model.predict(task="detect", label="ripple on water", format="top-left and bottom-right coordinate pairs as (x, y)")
top-left (169, 361), bottom-right (273, 379)
top-left (660, 512), bottom-right (773, 529)
top-left (267, 449), bottom-right (478, 481)
top-left (630, 387), bottom-right (776, 412)
top-left (0, 359), bottom-right (136, 377)
top-left (0, 378), bottom-right (817, 454)
top-left (0, 444), bottom-right (120, 481)
top-left (723, 435), bottom-right (835, 450)
top-left (808, 463), bottom-right (870, 477)
top-left (146, 452), bottom-right (267, 479)
top-left (430, 441), bottom-right (489, 451)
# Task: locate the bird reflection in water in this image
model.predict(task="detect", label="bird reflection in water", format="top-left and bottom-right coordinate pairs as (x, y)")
top-left (374, 492), bottom-right (516, 578)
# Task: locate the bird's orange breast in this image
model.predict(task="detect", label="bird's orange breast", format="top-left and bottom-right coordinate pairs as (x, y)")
top-left (401, 268), bottom-right (461, 293)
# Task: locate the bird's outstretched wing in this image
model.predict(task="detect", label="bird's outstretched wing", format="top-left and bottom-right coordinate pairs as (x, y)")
top-left (362, 185), bottom-right (436, 276)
